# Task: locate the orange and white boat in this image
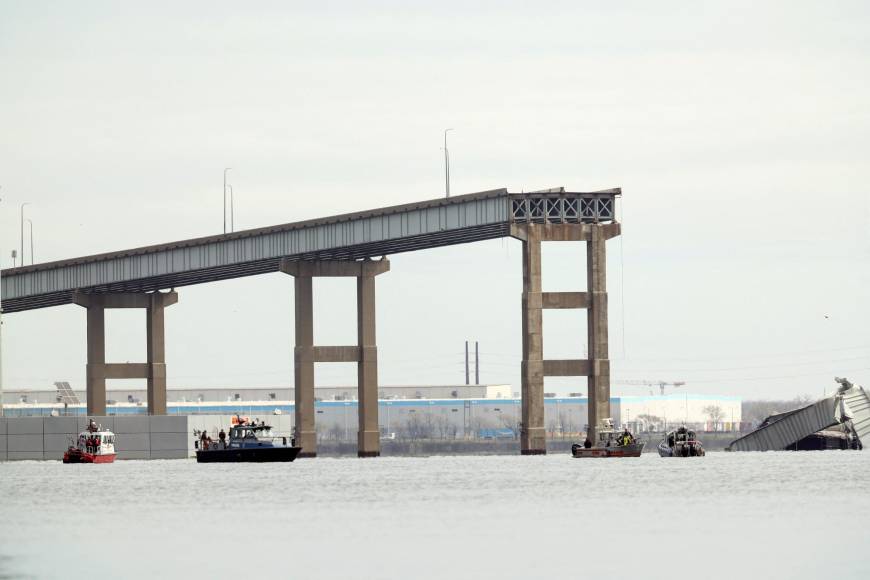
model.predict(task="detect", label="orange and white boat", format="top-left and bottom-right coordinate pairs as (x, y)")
top-left (63, 419), bottom-right (117, 464)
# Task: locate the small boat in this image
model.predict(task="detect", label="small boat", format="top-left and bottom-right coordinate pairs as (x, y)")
top-left (572, 418), bottom-right (645, 458)
top-left (658, 426), bottom-right (705, 457)
top-left (196, 420), bottom-right (302, 463)
top-left (63, 419), bottom-right (117, 464)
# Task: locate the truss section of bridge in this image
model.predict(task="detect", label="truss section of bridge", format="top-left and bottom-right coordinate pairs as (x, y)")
top-left (1, 187), bottom-right (620, 313)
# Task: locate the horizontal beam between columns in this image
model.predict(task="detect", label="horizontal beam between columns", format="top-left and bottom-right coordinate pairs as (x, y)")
top-left (542, 359), bottom-right (590, 377)
top-left (279, 258), bottom-right (390, 278)
top-left (510, 223), bottom-right (621, 242)
top-left (88, 363), bottom-right (150, 379)
top-left (72, 292), bottom-right (178, 309)
top-left (525, 291), bottom-right (589, 309)
top-left (313, 346), bottom-right (361, 363)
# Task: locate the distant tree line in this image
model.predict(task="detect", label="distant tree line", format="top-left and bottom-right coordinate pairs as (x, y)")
top-left (741, 396), bottom-right (815, 427)
top-left (313, 396), bottom-right (821, 441)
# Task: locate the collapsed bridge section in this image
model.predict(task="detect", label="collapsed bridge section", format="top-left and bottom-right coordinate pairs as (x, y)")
top-left (728, 378), bottom-right (869, 451)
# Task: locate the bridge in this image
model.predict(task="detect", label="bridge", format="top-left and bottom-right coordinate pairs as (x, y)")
top-left (1, 186), bottom-right (622, 457)
top-left (728, 379), bottom-right (869, 451)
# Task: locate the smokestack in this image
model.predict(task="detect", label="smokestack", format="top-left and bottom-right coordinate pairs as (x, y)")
top-left (475, 341), bottom-right (480, 385)
top-left (465, 341), bottom-right (470, 385)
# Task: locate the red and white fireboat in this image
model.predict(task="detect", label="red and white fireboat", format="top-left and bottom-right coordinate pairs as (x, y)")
top-left (63, 419), bottom-right (117, 464)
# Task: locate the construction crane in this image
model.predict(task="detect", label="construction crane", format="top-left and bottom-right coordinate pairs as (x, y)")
top-left (617, 379), bottom-right (686, 396)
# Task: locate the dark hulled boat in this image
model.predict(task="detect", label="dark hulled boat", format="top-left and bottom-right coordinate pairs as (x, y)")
top-left (196, 423), bottom-right (302, 463)
top-left (572, 419), bottom-right (645, 458)
top-left (658, 426), bottom-right (705, 457)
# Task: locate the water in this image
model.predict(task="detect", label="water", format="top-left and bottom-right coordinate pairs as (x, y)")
top-left (1, 452), bottom-right (868, 580)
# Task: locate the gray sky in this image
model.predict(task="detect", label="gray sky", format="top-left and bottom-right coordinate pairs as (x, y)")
top-left (1, 1), bottom-right (868, 400)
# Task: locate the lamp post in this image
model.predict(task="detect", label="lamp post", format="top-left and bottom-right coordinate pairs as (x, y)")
top-left (19, 202), bottom-right (29, 265)
top-left (227, 185), bottom-right (234, 233)
top-left (223, 168), bottom-right (232, 234)
top-left (26, 219), bottom-right (33, 264)
top-left (443, 129), bottom-right (453, 198)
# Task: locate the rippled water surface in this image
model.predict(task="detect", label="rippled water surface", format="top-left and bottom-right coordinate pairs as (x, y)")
top-left (1, 452), bottom-right (868, 579)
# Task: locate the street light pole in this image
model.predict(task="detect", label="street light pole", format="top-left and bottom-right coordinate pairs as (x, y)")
top-left (19, 202), bottom-right (29, 265)
top-left (26, 219), bottom-right (34, 264)
top-left (223, 168), bottom-right (232, 234)
top-left (443, 129), bottom-right (453, 198)
top-left (227, 185), bottom-right (234, 233)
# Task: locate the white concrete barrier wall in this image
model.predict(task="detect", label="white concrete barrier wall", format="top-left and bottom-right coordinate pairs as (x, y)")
top-left (0, 418), bottom-right (8, 461)
top-left (7, 416), bottom-right (45, 460)
top-left (0, 416), bottom-right (190, 461)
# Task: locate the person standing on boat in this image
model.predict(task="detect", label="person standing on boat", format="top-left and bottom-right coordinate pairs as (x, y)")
top-left (218, 429), bottom-right (226, 449)
top-left (619, 428), bottom-right (634, 446)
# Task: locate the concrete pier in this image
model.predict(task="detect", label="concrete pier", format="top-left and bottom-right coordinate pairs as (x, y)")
top-left (586, 224), bottom-right (616, 443)
top-left (280, 258), bottom-right (389, 458)
top-left (512, 223), bottom-right (620, 453)
top-left (73, 291), bottom-right (178, 416)
top-left (520, 225), bottom-right (546, 454)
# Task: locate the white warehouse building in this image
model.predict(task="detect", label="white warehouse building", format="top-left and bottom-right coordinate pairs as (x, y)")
top-left (2, 384), bottom-right (741, 434)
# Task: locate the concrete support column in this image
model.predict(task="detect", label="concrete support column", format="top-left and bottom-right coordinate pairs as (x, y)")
top-left (357, 272), bottom-right (380, 458)
top-left (85, 299), bottom-right (107, 416)
top-left (146, 293), bottom-right (168, 416)
top-left (513, 214), bottom-right (620, 453)
top-left (586, 225), bottom-right (610, 442)
top-left (521, 226), bottom-right (546, 454)
top-left (281, 258), bottom-right (389, 458)
top-left (293, 275), bottom-right (317, 458)
top-left (75, 291), bottom-right (177, 416)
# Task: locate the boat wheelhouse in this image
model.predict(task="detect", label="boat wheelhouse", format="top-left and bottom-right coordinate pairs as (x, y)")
top-left (63, 419), bottom-right (117, 464)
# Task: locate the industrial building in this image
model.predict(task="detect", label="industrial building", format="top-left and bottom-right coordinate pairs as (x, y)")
top-left (1, 385), bottom-right (741, 439)
top-left (1, 384), bottom-right (512, 406)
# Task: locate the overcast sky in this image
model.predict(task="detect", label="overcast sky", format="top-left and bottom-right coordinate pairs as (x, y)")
top-left (1, 1), bottom-right (868, 400)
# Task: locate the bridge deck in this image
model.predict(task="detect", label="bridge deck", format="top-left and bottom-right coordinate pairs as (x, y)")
top-left (1, 187), bottom-right (620, 312)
